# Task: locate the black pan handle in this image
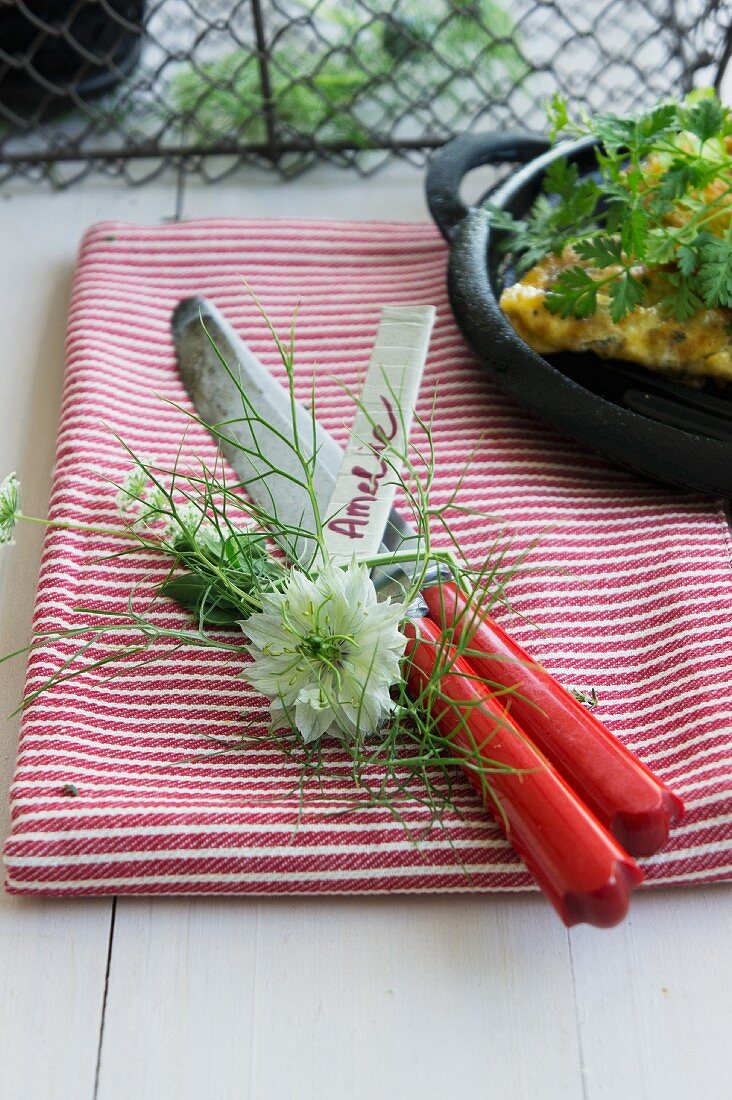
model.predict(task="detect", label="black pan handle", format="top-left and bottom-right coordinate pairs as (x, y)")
top-left (426, 131), bottom-right (550, 242)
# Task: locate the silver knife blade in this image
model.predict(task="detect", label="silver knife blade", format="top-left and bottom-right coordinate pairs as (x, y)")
top-left (172, 297), bottom-right (418, 570)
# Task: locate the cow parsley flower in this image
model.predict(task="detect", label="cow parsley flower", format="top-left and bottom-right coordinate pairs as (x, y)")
top-left (0, 473), bottom-right (21, 546)
top-left (115, 463), bottom-right (172, 531)
top-left (164, 503), bottom-right (224, 557)
top-left (143, 484), bottom-right (168, 516)
top-left (115, 464), bottom-right (151, 515)
top-left (242, 560), bottom-right (407, 744)
top-left (115, 468), bottom-right (224, 556)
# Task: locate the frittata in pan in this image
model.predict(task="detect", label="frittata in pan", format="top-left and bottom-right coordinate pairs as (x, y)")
top-left (490, 92), bottom-right (732, 384)
top-left (500, 249), bottom-right (732, 384)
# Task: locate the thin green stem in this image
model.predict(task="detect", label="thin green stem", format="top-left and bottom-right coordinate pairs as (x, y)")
top-left (18, 514), bottom-right (135, 539)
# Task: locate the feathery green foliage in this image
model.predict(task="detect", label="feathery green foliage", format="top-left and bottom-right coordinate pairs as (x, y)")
top-left (487, 90), bottom-right (732, 324)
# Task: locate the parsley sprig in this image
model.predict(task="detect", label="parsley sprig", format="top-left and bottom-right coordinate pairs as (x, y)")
top-left (487, 91), bottom-right (732, 324)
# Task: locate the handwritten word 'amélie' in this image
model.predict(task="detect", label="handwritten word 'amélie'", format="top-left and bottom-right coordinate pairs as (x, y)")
top-left (326, 396), bottom-right (399, 541)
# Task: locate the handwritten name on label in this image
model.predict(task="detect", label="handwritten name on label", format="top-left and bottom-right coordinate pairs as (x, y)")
top-left (324, 304), bottom-right (435, 565)
top-left (327, 395), bottom-right (398, 540)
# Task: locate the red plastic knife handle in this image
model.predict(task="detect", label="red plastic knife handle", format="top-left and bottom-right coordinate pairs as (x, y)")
top-left (422, 582), bottom-right (684, 857)
top-left (404, 617), bottom-right (643, 928)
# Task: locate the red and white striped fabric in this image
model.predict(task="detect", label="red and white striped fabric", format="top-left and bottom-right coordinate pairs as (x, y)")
top-left (4, 218), bottom-right (732, 896)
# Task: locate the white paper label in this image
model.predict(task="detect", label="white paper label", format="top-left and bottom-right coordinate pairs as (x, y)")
top-left (323, 304), bottom-right (435, 566)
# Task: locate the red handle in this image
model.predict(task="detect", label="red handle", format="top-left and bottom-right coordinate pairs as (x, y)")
top-left (404, 616), bottom-right (643, 928)
top-left (423, 582), bottom-right (683, 856)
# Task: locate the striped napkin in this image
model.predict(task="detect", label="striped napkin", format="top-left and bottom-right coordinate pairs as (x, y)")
top-left (4, 218), bottom-right (731, 896)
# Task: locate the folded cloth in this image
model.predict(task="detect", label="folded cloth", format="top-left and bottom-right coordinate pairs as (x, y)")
top-left (4, 218), bottom-right (732, 896)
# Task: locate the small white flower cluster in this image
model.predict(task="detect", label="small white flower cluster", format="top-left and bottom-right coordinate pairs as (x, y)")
top-left (0, 472), bottom-right (21, 546)
top-left (170, 502), bottom-right (223, 556)
top-left (243, 560), bottom-right (407, 744)
top-left (115, 464), bottom-right (222, 555)
top-left (115, 464), bottom-right (152, 516)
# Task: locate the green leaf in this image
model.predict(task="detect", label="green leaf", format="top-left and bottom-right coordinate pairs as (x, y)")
top-left (609, 272), bottom-right (645, 323)
top-left (223, 531), bottom-right (270, 569)
top-left (574, 236), bottom-right (622, 268)
top-left (603, 196), bottom-right (630, 236)
top-left (513, 245), bottom-right (552, 276)
top-left (676, 244), bottom-right (698, 277)
top-left (589, 111), bottom-right (635, 150)
top-left (559, 177), bottom-right (601, 225)
top-left (620, 206), bottom-right (649, 260)
top-left (660, 274), bottom-right (704, 323)
top-left (483, 204), bottom-right (523, 234)
top-left (695, 233), bottom-right (732, 309)
top-left (684, 97), bottom-right (724, 144)
top-left (543, 157), bottom-right (578, 200)
top-left (490, 91), bottom-right (731, 323)
top-left (655, 161), bottom-right (708, 206)
top-left (529, 193), bottom-right (556, 226)
top-left (634, 102), bottom-right (678, 146)
top-left (545, 266), bottom-right (599, 319)
top-left (160, 573), bottom-right (244, 626)
top-left (160, 532), bottom-right (283, 627)
top-left (547, 92), bottom-right (570, 140)
top-left (644, 230), bottom-right (677, 266)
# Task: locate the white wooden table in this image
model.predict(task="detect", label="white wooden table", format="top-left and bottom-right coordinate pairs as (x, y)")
top-left (1, 161), bottom-right (730, 1100)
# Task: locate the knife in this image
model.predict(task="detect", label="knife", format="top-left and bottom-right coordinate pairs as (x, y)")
top-left (171, 297), bottom-right (679, 925)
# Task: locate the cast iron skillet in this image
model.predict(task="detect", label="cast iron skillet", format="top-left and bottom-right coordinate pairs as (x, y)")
top-left (425, 132), bottom-right (732, 497)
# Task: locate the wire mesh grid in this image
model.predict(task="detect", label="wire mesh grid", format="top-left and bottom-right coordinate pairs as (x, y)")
top-left (0, 0), bottom-right (729, 187)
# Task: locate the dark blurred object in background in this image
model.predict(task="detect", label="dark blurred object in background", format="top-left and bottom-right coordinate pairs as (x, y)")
top-left (0, 0), bottom-right (145, 118)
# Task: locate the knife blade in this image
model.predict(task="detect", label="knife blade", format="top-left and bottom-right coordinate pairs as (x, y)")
top-left (171, 296), bottom-right (682, 926)
top-left (172, 296), bottom-right (416, 568)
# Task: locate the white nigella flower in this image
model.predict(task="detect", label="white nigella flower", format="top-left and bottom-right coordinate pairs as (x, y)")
top-left (0, 473), bottom-right (21, 546)
top-left (242, 560), bottom-right (407, 744)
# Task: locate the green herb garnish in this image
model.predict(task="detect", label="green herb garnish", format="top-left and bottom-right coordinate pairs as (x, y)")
top-left (571, 687), bottom-right (599, 710)
top-left (487, 90), bottom-right (732, 324)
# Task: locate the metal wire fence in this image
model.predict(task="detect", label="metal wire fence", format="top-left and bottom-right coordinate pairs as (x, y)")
top-left (0, 0), bottom-right (729, 187)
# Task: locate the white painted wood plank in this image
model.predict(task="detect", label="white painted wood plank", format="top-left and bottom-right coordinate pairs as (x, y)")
top-left (0, 899), bottom-right (112, 1100)
top-left (570, 886), bottom-right (732, 1100)
top-left (0, 176), bottom-right (179, 1100)
top-left (97, 894), bottom-right (583, 1100)
top-left (180, 160), bottom-right (431, 222)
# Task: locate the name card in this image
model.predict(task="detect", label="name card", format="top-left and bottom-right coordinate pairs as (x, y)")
top-left (324, 304), bottom-right (435, 566)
